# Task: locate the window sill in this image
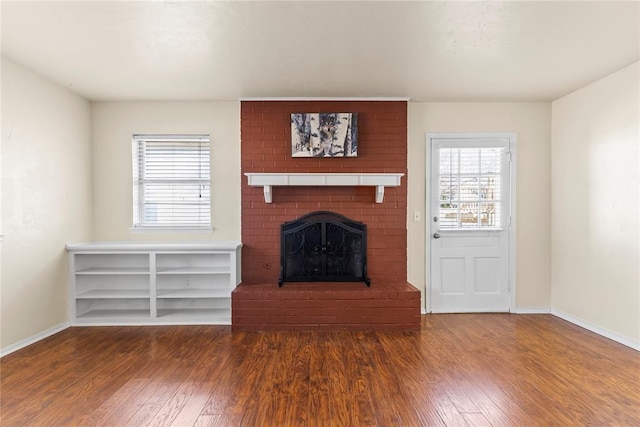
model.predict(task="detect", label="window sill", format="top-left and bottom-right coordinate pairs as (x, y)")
top-left (129, 226), bottom-right (213, 234)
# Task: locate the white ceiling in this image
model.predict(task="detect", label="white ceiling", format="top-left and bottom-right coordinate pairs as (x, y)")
top-left (1, 1), bottom-right (638, 102)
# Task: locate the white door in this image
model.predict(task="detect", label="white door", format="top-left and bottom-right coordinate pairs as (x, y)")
top-left (428, 133), bottom-right (514, 313)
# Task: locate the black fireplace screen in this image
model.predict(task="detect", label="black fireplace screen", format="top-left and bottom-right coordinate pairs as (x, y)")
top-left (279, 211), bottom-right (370, 286)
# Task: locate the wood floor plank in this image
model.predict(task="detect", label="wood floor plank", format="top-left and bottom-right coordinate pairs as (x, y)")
top-left (342, 332), bottom-right (378, 426)
top-left (192, 414), bottom-right (220, 427)
top-left (424, 382), bottom-right (469, 427)
top-left (307, 332), bottom-right (334, 427)
top-left (198, 351), bottom-right (239, 416)
top-left (375, 332), bottom-right (457, 426)
top-left (79, 378), bottom-right (149, 426)
top-left (97, 379), bottom-right (173, 427)
top-left (123, 382), bottom-right (182, 426)
top-left (2, 315), bottom-right (639, 427)
top-left (400, 380), bottom-right (448, 427)
top-left (282, 333), bottom-right (312, 426)
top-left (146, 380), bottom-right (202, 426)
top-left (221, 332), bottom-right (278, 425)
top-left (254, 332), bottom-right (312, 427)
top-left (325, 333), bottom-right (358, 426)
top-left (453, 383), bottom-right (515, 427)
top-left (363, 333), bottom-right (424, 426)
top-left (168, 382), bottom-right (216, 427)
top-left (239, 334), bottom-right (283, 427)
top-left (462, 412), bottom-right (493, 426)
top-left (198, 380), bottom-right (233, 417)
top-left (5, 334), bottom-right (152, 426)
top-left (441, 378), bottom-right (482, 414)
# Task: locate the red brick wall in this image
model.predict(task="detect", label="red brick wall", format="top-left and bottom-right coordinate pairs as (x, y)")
top-left (241, 101), bottom-right (407, 284)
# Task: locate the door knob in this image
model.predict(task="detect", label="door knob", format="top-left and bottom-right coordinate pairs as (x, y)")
top-left (433, 233), bottom-right (440, 239)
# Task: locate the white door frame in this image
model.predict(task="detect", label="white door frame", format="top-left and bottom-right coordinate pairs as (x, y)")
top-left (425, 132), bottom-right (517, 313)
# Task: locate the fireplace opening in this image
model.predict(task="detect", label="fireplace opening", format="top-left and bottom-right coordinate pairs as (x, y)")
top-left (279, 211), bottom-right (371, 286)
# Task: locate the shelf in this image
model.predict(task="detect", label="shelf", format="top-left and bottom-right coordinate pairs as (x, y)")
top-left (157, 289), bottom-right (231, 299)
top-left (76, 290), bottom-right (150, 299)
top-left (76, 267), bottom-right (150, 275)
top-left (156, 267), bottom-right (230, 275)
top-left (67, 242), bottom-right (242, 252)
top-left (244, 172), bottom-right (404, 203)
top-left (156, 308), bottom-right (231, 323)
top-left (77, 309), bottom-right (151, 319)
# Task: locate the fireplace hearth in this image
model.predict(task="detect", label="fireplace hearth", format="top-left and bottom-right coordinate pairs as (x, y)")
top-left (279, 211), bottom-right (370, 286)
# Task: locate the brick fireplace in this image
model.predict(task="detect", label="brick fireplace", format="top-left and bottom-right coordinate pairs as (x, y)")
top-left (232, 100), bottom-right (420, 331)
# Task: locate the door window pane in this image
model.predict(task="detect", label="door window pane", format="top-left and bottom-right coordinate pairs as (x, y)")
top-left (439, 203), bottom-right (458, 228)
top-left (460, 203), bottom-right (479, 228)
top-left (460, 177), bottom-right (479, 201)
top-left (480, 176), bottom-right (500, 200)
top-left (439, 176), bottom-right (458, 202)
top-left (479, 202), bottom-right (499, 227)
top-left (460, 149), bottom-right (480, 174)
top-left (438, 147), bottom-right (505, 229)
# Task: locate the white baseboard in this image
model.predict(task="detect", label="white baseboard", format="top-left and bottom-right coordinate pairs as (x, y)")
top-left (422, 307), bottom-right (551, 315)
top-left (514, 307), bottom-right (551, 314)
top-left (551, 309), bottom-right (639, 352)
top-left (0, 322), bottom-right (70, 358)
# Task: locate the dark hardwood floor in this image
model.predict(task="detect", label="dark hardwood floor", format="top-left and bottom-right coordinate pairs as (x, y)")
top-left (1, 314), bottom-right (639, 426)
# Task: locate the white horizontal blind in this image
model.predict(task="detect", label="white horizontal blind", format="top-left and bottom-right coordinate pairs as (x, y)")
top-left (438, 147), bottom-right (505, 229)
top-left (133, 135), bottom-right (211, 228)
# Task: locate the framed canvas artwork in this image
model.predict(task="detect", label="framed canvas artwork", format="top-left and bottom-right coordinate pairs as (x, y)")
top-left (291, 113), bottom-right (358, 157)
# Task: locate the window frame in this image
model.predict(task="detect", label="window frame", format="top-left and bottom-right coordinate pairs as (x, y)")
top-left (131, 134), bottom-right (212, 232)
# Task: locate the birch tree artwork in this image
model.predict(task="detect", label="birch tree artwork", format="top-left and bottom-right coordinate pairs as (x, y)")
top-left (291, 113), bottom-right (358, 157)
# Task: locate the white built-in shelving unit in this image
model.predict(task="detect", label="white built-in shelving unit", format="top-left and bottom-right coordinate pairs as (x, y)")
top-left (66, 242), bottom-right (242, 325)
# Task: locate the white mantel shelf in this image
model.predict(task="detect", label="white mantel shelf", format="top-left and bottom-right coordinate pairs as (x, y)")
top-left (244, 173), bottom-right (404, 203)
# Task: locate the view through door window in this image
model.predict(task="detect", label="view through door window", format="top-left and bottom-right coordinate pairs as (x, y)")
top-left (438, 147), bottom-right (505, 229)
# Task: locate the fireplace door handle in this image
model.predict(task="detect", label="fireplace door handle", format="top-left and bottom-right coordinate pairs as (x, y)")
top-left (433, 233), bottom-right (441, 239)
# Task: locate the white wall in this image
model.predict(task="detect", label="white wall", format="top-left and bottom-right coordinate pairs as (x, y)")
top-left (408, 103), bottom-right (552, 311)
top-left (93, 101), bottom-right (550, 312)
top-left (2, 55), bottom-right (635, 351)
top-left (551, 62), bottom-right (639, 346)
top-left (1, 57), bottom-right (93, 350)
top-left (91, 102), bottom-right (241, 242)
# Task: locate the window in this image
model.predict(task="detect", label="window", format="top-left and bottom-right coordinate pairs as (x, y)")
top-left (132, 134), bottom-right (211, 229)
top-left (438, 147), bottom-right (506, 229)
